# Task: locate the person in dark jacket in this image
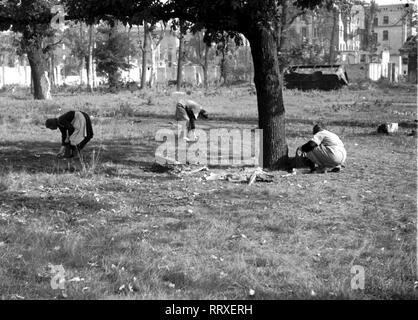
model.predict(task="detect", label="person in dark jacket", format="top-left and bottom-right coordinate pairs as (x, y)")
top-left (175, 99), bottom-right (208, 141)
top-left (45, 110), bottom-right (93, 158)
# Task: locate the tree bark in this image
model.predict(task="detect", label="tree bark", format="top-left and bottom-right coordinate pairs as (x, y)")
top-left (27, 45), bottom-right (48, 100)
top-left (246, 27), bottom-right (288, 170)
top-left (141, 22), bottom-right (150, 89)
top-left (176, 21), bottom-right (185, 91)
top-left (220, 41), bottom-right (227, 85)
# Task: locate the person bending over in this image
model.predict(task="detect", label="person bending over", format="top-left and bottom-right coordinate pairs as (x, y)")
top-left (175, 99), bottom-right (208, 141)
top-left (45, 110), bottom-right (93, 158)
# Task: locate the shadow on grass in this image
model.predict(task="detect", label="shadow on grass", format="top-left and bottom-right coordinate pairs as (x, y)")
top-left (0, 137), bottom-right (158, 175)
top-left (0, 191), bottom-right (107, 216)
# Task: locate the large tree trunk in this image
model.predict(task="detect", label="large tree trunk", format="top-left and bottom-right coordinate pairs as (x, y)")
top-left (246, 27), bottom-right (288, 170)
top-left (176, 22), bottom-right (185, 91)
top-left (27, 45), bottom-right (48, 100)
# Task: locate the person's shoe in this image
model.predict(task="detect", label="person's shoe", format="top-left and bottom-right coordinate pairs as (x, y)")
top-left (330, 165), bottom-right (341, 173)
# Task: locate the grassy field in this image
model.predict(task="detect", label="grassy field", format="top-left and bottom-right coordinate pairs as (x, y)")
top-left (0, 82), bottom-right (417, 300)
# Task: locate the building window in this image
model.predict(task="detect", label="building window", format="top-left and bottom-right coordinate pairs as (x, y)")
top-left (383, 16), bottom-right (389, 24)
top-left (313, 27), bottom-right (318, 38)
top-left (360, 54), bottom-right (366, 62)
top-left (373, 17), bottom-right (378, 26)
top-left (383, 30), bottom-right (389, 41)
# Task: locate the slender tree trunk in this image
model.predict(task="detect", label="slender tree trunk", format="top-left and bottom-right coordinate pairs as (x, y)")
top-left (141, 22), bottom-right (150, 89)
top-left (127, 25), bottom-right (131, 80)
top-left (176, 21), bottom-right (185, 91)
top-left (150, 41), bottom-right (157, 87)
top-left (246, 27), bottom-right (288, 170)
top-left (1, 54), bottom-right (5, 90)
top-left (87, 24), bottom-right (94, 92)
top-left (27, 45), bottom-right (47, 100)
top-left (79, 23), bottom-right (85, 86)
top-left (108, 23), bottom-right (120, 90)
top-left (203, 44), bottom-right (209, 90)
top-left (220, 44), bottom-right (227, 85)
top-left (329, 8), bottom-right (339, 64)
top-left (368, 1), bottom-right (378, 61)
top-left (48, 54), bottom-right (55, 89)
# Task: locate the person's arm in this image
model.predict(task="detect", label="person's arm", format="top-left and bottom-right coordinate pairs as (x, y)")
top-left (58, 126), bottom-right (69, 146)
top-left (185, 107), bottom-right (196, 131)
top-left (301, 140), bottom-right (318, 153)
top-left (189, 116), bottom-right (196, 131)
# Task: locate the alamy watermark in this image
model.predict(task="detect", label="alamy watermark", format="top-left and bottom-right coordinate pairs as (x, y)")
top-left (155, 127), bottom-right (263, 166)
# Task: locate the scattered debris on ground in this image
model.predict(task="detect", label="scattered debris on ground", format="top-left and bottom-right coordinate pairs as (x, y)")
top-left (151, 163), bottom-right (275, 184)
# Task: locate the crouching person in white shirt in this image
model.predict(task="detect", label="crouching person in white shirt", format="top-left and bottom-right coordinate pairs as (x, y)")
top-left (299, 124), bottom-right (347, 173)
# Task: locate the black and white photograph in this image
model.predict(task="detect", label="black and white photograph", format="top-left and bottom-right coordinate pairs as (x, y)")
top-left (0, 0), bottom-right (417, 309)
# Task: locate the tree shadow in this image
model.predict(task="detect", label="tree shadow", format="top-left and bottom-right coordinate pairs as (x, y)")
top-left (0, 190), bottom-right (109, 218)
top-left (0, 137), bottom-right (158, 175)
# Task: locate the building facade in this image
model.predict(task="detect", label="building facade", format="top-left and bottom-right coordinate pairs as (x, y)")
top-left (373, 3), bottom-right (415, 76)
top-left (287, 2), bottom-right (416, 80)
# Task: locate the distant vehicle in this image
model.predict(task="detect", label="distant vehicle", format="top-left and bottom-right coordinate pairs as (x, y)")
top-left (284, 65), bottom-right (349, 91)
